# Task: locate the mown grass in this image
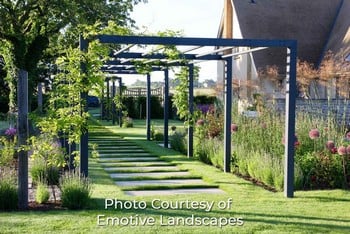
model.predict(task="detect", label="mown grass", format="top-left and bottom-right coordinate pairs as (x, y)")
top-left (1, 116), bottom-right (350, 233)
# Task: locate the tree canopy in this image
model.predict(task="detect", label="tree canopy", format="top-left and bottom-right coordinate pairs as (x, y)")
top-left (0, 0), bottom-right (146, 71)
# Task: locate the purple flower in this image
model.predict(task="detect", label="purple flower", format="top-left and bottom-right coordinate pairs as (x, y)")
top-left (5, 127), bottom-right (16, 137)
top-left (197, 104), bottom-right (212, 114)
top-left (309, 129), bottom-right (320, 140)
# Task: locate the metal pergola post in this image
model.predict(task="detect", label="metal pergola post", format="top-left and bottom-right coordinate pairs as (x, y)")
top-left (111, 78), bottom-right (116, 125)
top-left (224, 57), bottom-right (233, 173)
top-left (100, 84), bottom-right (104, 120)
top-left (188, 64), bottom-right (194, 157)
top-left (79, 35), bottom-right (89, 177)
top-left (163, 69), bottom-right (169, 148)
top-left (105, 77), bottom-right (110, 121)
top-left (118, 77), bottom-right (122, 127)
top-left (284, 46), bottom-right (297, 198)
top-left (146, 73), bottom-right (151, 141)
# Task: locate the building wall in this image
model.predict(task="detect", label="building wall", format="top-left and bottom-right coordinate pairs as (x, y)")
top-left (324, 0), bottom-right (350, 62)
top-left (218, 0), bottom-right (347, 100)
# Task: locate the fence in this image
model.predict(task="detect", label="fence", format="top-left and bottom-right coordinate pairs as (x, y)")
top-left (123, 87), bottom-right (163, 99)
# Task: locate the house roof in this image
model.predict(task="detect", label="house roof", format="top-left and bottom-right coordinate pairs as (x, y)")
top-left (219, 0), bottom-right (348, 69)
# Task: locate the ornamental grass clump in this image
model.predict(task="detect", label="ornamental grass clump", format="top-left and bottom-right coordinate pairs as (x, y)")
top-left (35, 181), bottom-right (50, 204)
top-left (170, 130), bottom-right (187, 155)
top-left (60, 172), bottom-right (92, 210)
top-left (0, 170), bottom-right (17, 210)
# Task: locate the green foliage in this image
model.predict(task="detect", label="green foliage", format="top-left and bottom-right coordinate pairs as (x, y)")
top-left (0, 41), bottom-right (16, 112)
top-left (60, 172), bottom-right (92, 210)
top-left (35, 182), bottom-right (50, 204)
top-left (28, 135), bottom-right (65, 168)
top-left (116, 96), bottom-right (163, 119)
top-left (30, 158), bottom-right (60, 186)
top-left (122, 111), bottom-right (133, 128)
top-left (192, 98), bottom-right (350, 191)
top-left (0, 170), bottom-right (17, 210)
top-left (172, 66), bottom-right (201, 126)
top-left (194, 95), bottom-right (217, 104)
top-left (32, 22), bottom-right (130, 167)
top-left (89, 143), bottom-right (99, 159)
top-left (0, 136), bottom-right (16, 167)
top-left (0, 1), bottom-right (144, 68)
top-left (170, 130), bottom-right (187, 155)
top-left (194, 137), bottom-right (224, 169)
top-left (150, 123), bottom-right (164, 141)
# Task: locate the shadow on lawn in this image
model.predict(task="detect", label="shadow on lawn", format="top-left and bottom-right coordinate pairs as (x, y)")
top-left (300, 195), bottom-right (350, 202)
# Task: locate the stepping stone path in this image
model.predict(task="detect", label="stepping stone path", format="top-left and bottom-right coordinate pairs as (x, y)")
top-left (89, 128), bottom-right (224, 196)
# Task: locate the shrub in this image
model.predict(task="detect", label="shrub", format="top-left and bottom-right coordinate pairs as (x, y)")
top-left (150, 124), bottom-right (164, 141)
top-left (170, 130), bottom-right (187, 154)
top-left (30, 158), bottom-right (60, 185)
top-left (60, 172), bottom-right (91, 209)
top-left (35, 182), bottom-right (50, 204)
top-left (122, 117), bottom-right (133, 128)
top-left (0, 136), bottom-right (16, 167)
top-left (153, 130), bottom-right (164, 141)
top-left (0, 170), bottom-right (17, 210)
top-left (194, 138), bottom-right (224, 168)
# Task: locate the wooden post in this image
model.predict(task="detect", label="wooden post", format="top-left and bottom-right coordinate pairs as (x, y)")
top-left (223, 0), bottom-right (233, 39)
top-left (17, 69), bottom-right (29, 209)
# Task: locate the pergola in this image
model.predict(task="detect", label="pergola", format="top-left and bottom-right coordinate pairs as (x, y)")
top-left (79, 35), bottom-right (297, 198)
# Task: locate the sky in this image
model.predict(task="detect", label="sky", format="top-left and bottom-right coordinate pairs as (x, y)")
top-left (126, 0), bottom-right (224, 84)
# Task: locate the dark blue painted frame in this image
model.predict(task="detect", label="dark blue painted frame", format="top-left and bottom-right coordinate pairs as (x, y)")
top-left (80, 35), bottom-right (297, 198)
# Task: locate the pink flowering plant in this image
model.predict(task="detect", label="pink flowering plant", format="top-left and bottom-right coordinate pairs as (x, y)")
top-left (189, 98), bottom-right (350, 191)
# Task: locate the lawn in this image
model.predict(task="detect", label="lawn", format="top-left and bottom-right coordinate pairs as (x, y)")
top-left (0, 117), bottom-right (350, 233)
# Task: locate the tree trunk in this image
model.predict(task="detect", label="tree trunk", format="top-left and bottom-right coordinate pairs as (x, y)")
top-left (17, 69), bottom-right (29, 210)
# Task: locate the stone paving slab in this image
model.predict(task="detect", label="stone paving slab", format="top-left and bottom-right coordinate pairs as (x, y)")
top-left (115, 179), bottom-right (206, 187)
top-left (97, 146), bottom-right (142, 149)
top-left (104, 166), bottom-right (180, 171)
top-left (90, 139), bottom-right (134, 142)
top-left (97, 149), bottom-right (145, 152)
top-left (99, 161), bottom-right (173, 166)
top-left (98, 157), bottom-right (160, 162)
top-left (124, 188), bottom-right (225, 196)
top-left (99, 152), bottom-right (154, 158)
top-left (109, 171), bottom-right (190, 179)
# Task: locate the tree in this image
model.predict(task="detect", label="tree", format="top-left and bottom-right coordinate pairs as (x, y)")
top-left (0, 0), bottom-right (146, 210)
top-left (0, 0), bottom-right (146, 95)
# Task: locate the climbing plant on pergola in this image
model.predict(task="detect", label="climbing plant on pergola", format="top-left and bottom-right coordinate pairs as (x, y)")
top-left (79, 35), bottom-right (297, 198)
